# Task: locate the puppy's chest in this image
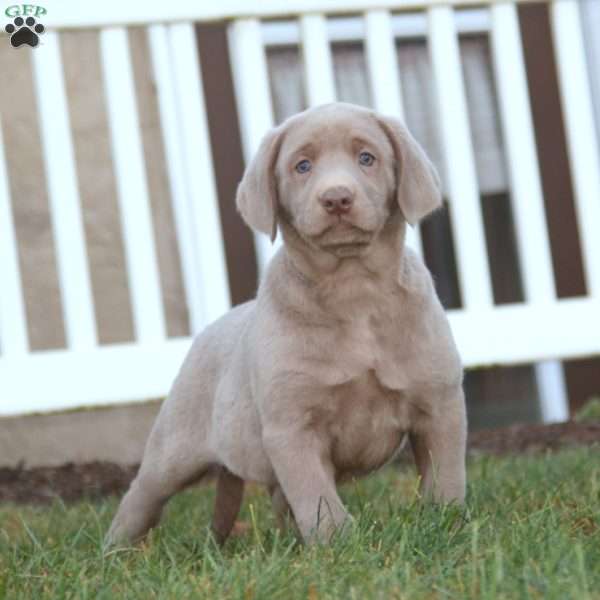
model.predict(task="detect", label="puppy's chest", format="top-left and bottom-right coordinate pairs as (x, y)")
top-left (308, 309), bottom-right (420, 475)
top-left (323, 370), bottom-right (415, 477)
top-left (315, 303), bottom-right (419, 391)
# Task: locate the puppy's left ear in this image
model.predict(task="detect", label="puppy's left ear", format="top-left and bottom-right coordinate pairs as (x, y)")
top-left (376, 114), bottom-right (442, 225)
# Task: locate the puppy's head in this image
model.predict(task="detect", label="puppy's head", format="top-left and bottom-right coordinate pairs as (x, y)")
top-left (236, 103), bottom-right (441, 257)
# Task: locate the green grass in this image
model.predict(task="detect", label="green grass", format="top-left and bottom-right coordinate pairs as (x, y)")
top-left (1, 447), bottom-right (599, 599)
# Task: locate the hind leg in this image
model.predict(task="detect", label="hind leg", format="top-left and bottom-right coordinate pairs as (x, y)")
top-left (211, 467), bottom-right (244, 546)
top-left (105, 457), bottom-right (211, 547)
top-left (105, 415), bottom-right (215, 546)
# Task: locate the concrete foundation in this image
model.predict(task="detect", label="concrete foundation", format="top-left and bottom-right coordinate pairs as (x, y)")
top-left (0, 402), bottom-right (160, 468)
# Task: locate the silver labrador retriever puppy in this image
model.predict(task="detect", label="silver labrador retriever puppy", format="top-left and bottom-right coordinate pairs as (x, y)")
top-left (106, 102), bottom-right (466, 546)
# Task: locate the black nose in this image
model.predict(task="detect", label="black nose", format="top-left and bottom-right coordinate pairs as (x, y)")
top-left (318, 186), bottom-right (354, 215)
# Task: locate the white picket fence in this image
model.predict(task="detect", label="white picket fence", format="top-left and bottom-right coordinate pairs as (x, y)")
top-left (0, 0), bottom-right (599, 418)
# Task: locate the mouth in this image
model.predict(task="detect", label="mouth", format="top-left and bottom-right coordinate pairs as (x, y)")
top-left (320, 241), bottom-right (370, 257)
top-left (315, 220), bottom-right (373, 255)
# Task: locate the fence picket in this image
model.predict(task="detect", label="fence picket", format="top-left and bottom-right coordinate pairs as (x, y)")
top-left (364, 9), bottom-right (422, 256)
top-left (147, 24), bottom-right (204, 334)
top-left (100, 27), bottom-right (166, 343)
top-left (428, 6), bottom-right (493, 310)
top-left (228, 19), bottom-right (278, 273)
top-left (365, 11), bottom-right (405, 120)
top-left (0, 120), bottom-right (28, 356)
top-left (490, 3), bottom-right (554, 303)
top-left (168, 22), bottom-right (231, 325)
top-left (32, 31), bottom-right (97, 349)
top-left (550, 0), bottom-right (600, 298)
top-left (301, 14), bottom-right (336, 106)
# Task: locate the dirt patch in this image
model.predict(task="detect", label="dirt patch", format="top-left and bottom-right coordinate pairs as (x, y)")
top-left (467, 420), bottom-right (600, 456)
top-left (1, 421), bottom-right (598, 505)
top-left (0, 461), bottom-right (138, 505)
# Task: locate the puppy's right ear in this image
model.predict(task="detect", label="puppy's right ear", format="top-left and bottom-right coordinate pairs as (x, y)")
top-left (236, 125), bottom-right (284, 242)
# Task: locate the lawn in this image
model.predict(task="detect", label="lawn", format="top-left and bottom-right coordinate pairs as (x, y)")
top-left (1, 447), bottom-right (599, 599)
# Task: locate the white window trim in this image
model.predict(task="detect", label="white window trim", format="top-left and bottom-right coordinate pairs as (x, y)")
top-left (262, 9), bottom-right (490, 46)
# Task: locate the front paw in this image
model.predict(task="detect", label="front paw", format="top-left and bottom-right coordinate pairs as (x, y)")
top-left (306, 505), bottom-right (355, 544)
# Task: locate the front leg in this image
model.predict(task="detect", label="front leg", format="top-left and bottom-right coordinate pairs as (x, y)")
top-left (269, 484), bottom-right (300, 536)
top-left (263, 427), bottom-right (351, 543)
top-left (409, 386), bottom-right (467, 503)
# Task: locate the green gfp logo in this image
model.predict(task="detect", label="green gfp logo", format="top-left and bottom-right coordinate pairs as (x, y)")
top-left (4, 4), bottom-right (46, 48)
top-left (5, 4), bottom-right (47, 18)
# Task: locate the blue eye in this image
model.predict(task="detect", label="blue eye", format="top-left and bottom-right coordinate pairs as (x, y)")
top-left (295, 159), bottom-right (312, 174)
top-left (359, 152), bottom-right (375, 166)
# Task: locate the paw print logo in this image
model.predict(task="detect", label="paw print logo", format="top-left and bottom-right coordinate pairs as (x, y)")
top-left (5, 16), bottom-right (45, 48)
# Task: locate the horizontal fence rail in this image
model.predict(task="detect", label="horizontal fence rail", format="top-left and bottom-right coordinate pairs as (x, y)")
top-left (1, 0), bottom-right (599, 419)
top-left (449, 298), bottom-right (600, 366)
top-left (38, 0), bottom-right (549, 29)
top-left (0, 340), bottom-right (192, 415)
top-left (263, 9), bottom-right (490, 45)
